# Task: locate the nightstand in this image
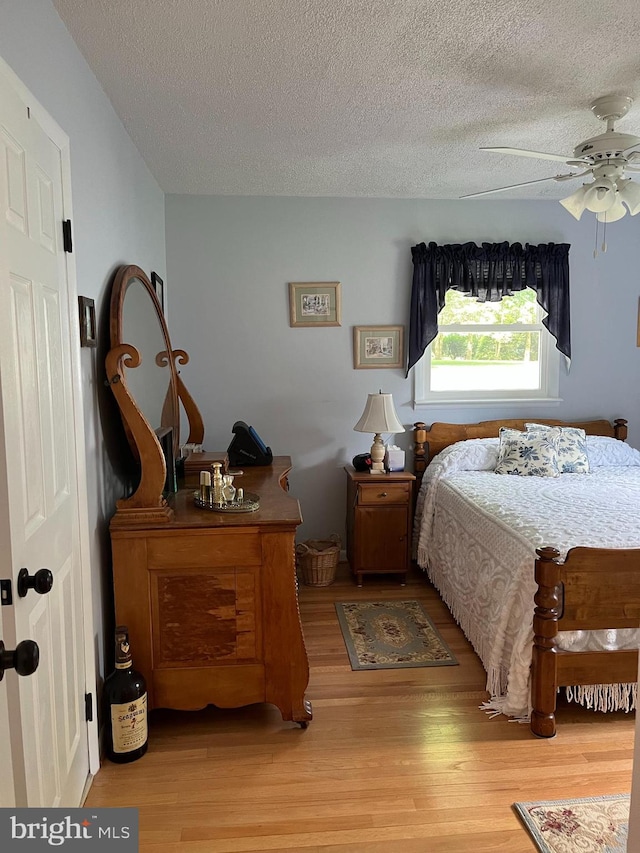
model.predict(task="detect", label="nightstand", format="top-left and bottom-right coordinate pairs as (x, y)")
top-left (344, 466), bottom-right (416, 586)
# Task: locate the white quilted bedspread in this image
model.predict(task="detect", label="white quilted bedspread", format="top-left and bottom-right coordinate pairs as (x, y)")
top-left (415, 437), bottom-right (640, 718)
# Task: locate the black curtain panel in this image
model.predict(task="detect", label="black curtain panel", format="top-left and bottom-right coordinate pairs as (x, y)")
top-left (406, 241), bottom-right (571, 376)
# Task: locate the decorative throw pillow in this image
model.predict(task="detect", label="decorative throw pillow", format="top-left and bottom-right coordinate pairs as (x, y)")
top-left (495, 427), bottom-right (561, 477)
top-left (525, 423), bottom-right (590, 473)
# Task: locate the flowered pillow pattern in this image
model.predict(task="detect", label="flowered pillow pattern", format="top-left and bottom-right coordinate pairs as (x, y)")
top-left (494, 427), bottom-right (561, 477)
top-left (524, 423), bottom-right (590, 473)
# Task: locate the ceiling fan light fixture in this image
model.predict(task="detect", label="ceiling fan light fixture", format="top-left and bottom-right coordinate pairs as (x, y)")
top-left (559, 185), bottom-right (589, 220)
top-left (617, 178), bottom-right (640, 215)
top-left (477, 95), bottom-right (640, 229)
top-left (583, 178), bottom-right (617, 212)
top-left (596, 198), bottom-right (627, 222)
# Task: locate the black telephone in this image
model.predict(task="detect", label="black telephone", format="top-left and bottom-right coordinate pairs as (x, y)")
top-left (227, 420), bottom-right (273, 466)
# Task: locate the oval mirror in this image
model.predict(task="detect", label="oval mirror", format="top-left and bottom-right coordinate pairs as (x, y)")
top-left (109, 265), bottom-right (179, 463)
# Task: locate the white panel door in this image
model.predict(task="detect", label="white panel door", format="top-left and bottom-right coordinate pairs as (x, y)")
top-left (0, 64), bottom-right (94, 806)
top-left (0, 605), bottom-right (16, 807)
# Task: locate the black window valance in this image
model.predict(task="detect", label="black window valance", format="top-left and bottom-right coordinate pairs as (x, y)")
top-left (406, 241), bottom-right (571, 377)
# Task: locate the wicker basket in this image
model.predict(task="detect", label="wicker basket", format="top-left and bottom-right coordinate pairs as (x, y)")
top-left (296, 534), bottom-right (341, 586)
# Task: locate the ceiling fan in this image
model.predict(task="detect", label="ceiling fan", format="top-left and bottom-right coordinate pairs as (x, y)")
top-left (463, 95), bottom-right (640, 222)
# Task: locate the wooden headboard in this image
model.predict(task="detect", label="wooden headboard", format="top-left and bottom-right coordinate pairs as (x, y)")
top-left (412, 417), bottom-right (628, 489)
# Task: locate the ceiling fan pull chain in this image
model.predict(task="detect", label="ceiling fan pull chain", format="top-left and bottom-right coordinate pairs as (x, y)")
top-left (602, 217), bottom-right (608, 253)
top-left (593, 218), bottom-right (599, 258)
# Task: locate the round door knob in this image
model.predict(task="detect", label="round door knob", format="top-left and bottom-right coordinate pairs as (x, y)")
top-left (0, 639), bottom-right (39, 681)
top-left (17, 568), bottom-right (54, 598)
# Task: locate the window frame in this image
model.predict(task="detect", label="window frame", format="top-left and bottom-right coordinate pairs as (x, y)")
top-left (414, 293), bottom-right (561, 407)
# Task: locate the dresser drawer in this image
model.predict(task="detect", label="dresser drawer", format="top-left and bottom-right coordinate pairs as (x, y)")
top-left (357, 482), bottom-right (410, 506)
top-left (146, 531), bottom-right (262, 568)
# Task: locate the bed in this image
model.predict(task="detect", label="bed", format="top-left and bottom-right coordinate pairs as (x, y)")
top-left (411, 418), bottom-right (640, 737)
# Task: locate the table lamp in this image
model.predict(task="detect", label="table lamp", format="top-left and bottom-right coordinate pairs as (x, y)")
top-left (353, 391), bottom-right (404, 474)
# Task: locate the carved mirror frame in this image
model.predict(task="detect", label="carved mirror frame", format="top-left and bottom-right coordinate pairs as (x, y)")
top-left (106, 264), bottom-right (204, 524)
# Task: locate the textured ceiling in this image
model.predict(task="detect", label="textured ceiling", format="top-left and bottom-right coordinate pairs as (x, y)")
top-left (53, 0), bottom-right (640, 198)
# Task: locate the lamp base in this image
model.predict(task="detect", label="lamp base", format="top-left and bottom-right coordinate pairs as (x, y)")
top-left (369, 433), bottom-right (386, 474)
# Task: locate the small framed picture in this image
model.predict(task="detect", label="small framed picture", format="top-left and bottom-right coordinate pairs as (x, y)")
top-left (78, 296), bottom-right (97, 348)
top-left (353, 325), bottom-right (404, 369)
top-left (151, 271), bottom-right (164, 313)
top-left (289, 282), bottom-right (341, 327)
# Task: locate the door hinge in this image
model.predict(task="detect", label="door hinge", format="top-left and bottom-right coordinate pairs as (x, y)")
top-left (84, 692), bottom-right (93, 722)
top-left (0, 579), bottom-right (12, 606)
top-left (62, 219), bottom-right (73, 253)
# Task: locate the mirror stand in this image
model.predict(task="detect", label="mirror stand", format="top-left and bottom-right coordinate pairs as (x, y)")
top-left (172, 349), bottom-right (204, 445)
top-left (105, 264), bottom-right (205, 526)
top-left (106, 342), bottom-right (174, 525)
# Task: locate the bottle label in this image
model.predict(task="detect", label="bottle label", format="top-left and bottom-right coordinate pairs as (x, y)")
top-left (110, 693), bottom-right (148, 754)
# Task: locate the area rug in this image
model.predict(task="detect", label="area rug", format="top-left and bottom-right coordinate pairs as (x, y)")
top-left (513, 794), bottom-right (629, 853)
top-left (335, 600), bottom-right (458, 670)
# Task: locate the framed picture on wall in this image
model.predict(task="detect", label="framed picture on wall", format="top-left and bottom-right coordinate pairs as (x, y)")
top-left (289, 282), bottom-right (341, 327)
top-left (78, 296), bottom-right (97, 348)
top-left (151, 271), bottom-right (165, 313)
top-left (353, 325), bottom-right (404, 369)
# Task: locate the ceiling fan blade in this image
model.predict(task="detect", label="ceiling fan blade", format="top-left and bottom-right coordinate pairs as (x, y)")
top-left (480, 146), bottom-right (572, 163)
top-left (460, 174), bottom-right (580, 199)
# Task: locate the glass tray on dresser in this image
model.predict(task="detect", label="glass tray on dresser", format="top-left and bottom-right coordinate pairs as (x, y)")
top-left (193, 491), bottom-right (260, 513)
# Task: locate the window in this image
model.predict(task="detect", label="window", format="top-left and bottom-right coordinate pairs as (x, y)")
top-left (415, 288), bottom-right (560, 405)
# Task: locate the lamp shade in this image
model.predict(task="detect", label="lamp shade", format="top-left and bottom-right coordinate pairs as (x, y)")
top-left (596, 197), bottom-right (627, 222)
top-left (618, 179), bottom-right (640, 215)
top-left (353, 392), bottom-right (404, 434)
top-left (584, 178), bottom-right (617, 213)
top-left (559, 185), bottom-right (589, 220)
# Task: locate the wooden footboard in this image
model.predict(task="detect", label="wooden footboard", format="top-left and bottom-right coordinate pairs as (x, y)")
top-left (531, 545), bottom-right (640, 737)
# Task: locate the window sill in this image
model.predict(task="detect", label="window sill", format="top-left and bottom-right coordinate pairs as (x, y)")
top-left (413, 397), bottom-right (563, 409)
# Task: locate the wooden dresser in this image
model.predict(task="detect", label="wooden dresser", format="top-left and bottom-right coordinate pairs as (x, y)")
top-left (110, 458), bottom-right (312, 725)
top-left (105, 266), bottom-right (311, 727)
top-left (345, 466), bottom-right (415, 586)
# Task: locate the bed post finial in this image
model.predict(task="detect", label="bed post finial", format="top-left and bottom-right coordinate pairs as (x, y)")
top-left (614, 419), bottom-right (628, 441)
top-left (413, 422), bottom-right (428, 487)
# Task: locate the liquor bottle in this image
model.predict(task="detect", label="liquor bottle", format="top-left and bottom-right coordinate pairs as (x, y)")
top-left (103, 625), bottom-right (148, 763)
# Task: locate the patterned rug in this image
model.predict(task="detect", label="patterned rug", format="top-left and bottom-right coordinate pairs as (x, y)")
top-left (513, 794), bottom-right (629, 853)
top-left (335, 600), bottom-right (458, 670)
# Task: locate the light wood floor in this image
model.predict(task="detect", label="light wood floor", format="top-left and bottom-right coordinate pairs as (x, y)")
top-left (86, 563), bottom-right (635, 851)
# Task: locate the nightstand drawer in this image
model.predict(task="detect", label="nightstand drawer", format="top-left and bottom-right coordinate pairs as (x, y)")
top-left (357, 482), bottom-right (410, 505)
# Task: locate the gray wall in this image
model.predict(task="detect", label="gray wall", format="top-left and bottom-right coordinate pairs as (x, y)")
top-left (166, 195), bottom-right (640, 543)
top-left (0, 0), bottom-right (166, 678)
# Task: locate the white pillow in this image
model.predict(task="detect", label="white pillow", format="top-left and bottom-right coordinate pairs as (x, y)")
top-left (432, 437), bottom-right (499, 471)
top-left (585, 435), bottom-right (640, 467)
top-left (525, 422), bottom-right (589, 474)
top-left (495, 427), bottom-right (561, 477)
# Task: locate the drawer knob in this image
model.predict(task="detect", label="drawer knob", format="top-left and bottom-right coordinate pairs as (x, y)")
top-left (379, 492), bottom-right (388, 497)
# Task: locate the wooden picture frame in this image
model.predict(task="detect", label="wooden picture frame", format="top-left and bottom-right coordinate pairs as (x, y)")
top-left (289, 282), bottom-right (341, 327)
top-left (151, 271), bottom-right (164, 313)
top-left (353, 325), bottom-right (404, 369)
top-left (78, 296), bottom-right (96, 348)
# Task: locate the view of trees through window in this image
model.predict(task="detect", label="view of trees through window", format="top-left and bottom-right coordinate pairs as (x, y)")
top-left (431, 288), bottom-right (543, 392)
